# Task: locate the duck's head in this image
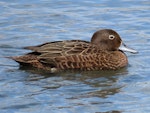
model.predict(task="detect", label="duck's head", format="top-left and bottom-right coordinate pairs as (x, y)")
top-left (91, 29), bottom-right (138, 53)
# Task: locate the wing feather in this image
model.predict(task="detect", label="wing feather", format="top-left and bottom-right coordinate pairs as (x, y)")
top-left (24, 40), bottom-right (102, 67)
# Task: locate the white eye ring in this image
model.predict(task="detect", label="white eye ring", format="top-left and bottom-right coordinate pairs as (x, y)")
top-left (109, 35), bottom-right (115, 40)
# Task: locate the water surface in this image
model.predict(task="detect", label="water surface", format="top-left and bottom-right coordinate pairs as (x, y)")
top-left (0, 0), bottom-right (150, 113)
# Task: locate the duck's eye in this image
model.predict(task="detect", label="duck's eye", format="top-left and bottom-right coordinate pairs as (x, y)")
top-left (109, 35), bottom-right (115, 40)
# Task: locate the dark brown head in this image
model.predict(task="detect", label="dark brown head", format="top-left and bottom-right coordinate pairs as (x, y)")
top-left (91, 29), bottom-right (122, 51)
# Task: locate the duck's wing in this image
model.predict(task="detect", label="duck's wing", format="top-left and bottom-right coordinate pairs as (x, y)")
top-left (25, 40), bottom-right (92, 57)
top-left (22, 40), bottom-right (90, 65)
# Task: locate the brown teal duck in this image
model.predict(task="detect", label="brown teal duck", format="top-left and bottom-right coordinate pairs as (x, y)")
top-left (11, 29), bottom-right (138, 72)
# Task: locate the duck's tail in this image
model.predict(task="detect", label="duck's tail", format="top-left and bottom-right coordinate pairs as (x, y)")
top-left (8, 54), bottom-right (58, 73)
top-left (9, 54), bottom-right (39, 67)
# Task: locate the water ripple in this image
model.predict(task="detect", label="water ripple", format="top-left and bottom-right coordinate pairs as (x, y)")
top-left (0, 0), bottom-right (150, 113)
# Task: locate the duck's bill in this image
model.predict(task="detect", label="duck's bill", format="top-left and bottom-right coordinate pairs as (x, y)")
top-left (119, 42), bottom-right (138, 54)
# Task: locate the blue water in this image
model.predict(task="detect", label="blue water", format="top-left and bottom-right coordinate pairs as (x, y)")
top-left (0, 0), bottom-right (150, 113)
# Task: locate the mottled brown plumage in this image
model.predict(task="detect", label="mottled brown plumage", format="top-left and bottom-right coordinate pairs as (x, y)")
top-left (11, 29), bottom-right (138, 72)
